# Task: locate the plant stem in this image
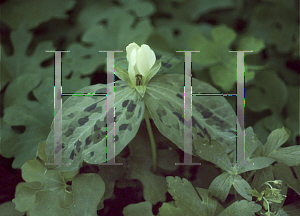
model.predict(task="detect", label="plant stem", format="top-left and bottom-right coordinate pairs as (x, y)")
top-left (144, 107), bottom-right (157, 172)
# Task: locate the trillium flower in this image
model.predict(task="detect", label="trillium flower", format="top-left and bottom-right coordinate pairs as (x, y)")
top-left (115, 42), bottom-right (161, 97)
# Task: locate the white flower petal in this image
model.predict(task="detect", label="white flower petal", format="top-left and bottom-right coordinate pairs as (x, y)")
top-left (126, 42), bottom-right (139, 62)
top-left (136, 44), bottom-right (156, 76)
top-left (128, 48), bottom-right (137, 84)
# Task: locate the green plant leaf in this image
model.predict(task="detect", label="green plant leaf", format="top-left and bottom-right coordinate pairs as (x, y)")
top-left (244, 126), bottom-right (261, 160)
top-left (194, 139), bottom-right (232, 172)
top-left (238, 35), bottom-right (265, 53)
top-left (195, 187), bottom-right (223, 215)
top-left (217, 200), bottom-right (262, 216)
top-left (189, 25), bottom-right (265, 91)
top-left (1, 0), bottom-right (75, 29)
top-left (157, 148), bottom-right (180, 172)
top-left (69, 173), bottom-right (105, 216)
top-left (232, 175), bottom-right (252, 201)
top-left (64, 10), bottom-right (153, 76)
top-left (0, 201), bottom-right (25, 216)
top-left (97, 161), bottom-right (125, 210)
top-left (123, 201), bottom-right (154, 216)
top-left (13, 159), bottom-right (105, 216)
top-left (277, 200), bottom-right (300, 216)
top-left (264, 127), bottom-right (289, 156)
top-left (237, 157), bottom-right (275, 174)
top-left (273, 163), bottom-right (300, 195)
top-left (251, 167), bottom-right (274, 193)
top-left (13, 182), bottom-right (41, 212)
top-left (246, 70), bottom-right (288, 114)
top-left (248, 1), bottom-right (298, 53)
top-left (125, 130), bottom-right (168, 205)
top-left (268, 146), bottom-right (300, 167)
top-left (46, 81), bottom-right (145, 172)
top-left (145, 74), bottom-right (238, 157)
top-left (208, 172), bottom-right (234, 202)
top-left (159, 176), bottom-right (218, 216)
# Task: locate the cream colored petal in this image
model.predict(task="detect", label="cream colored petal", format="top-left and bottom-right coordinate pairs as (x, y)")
top-left (136, 44), bottom-right (156, 76)
top-left (126, 42), bottom-right (139, 62)
top-left (128, 48), bottom-right (137, 84)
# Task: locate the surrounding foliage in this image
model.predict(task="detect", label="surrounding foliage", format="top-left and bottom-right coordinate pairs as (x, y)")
top-left (0, 0), bottom-right (299, 215)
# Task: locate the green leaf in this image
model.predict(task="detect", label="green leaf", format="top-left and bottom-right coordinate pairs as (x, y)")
top-left (195, 187), bottom-right (222, 215)
top-left (246, 70), bottom-right (288, 114)
top-left (238, 35), bottom-right (265, 53)
top-left (194, 139), bottom-right (232, 172)
top-left (264, 127), bottom-right (289, 156)
top-left (145, 74), bottom-right (238, 158)
top-left (217, 200), bottom-right (262, 216)
top-left (237, 157), bottom-right (275, 174)
top-left (69, 173), bottom-right (105, 216)
top-left (251, 167), bottom-right (274, 192)
top-left (97, 162), bottom-right (125, 210)
top-left (157, 148), bottom-right (180, 172)
top-left (190, 25), bottom-right (236, 67)
top-left (123, 201), bottom-right (154, 216)
top-left (1, 0), bottom-right (75, 29)
top-left (121, 0), bottom-right (156, 18)
top-left (13, 159), bottom-right (105, 216)
top-left (279, 201), bottom-right (300, 216)
top-left (1, 24), bottom-right (54, 82)
top-left (13, 182), bottom-right (41, 212)
top-left (46, 81), bottom-right (145, 172)
top-left (284, 86), bottom-right (300, 146)
top-left (273, 163), bottom-right (300, 195)
top-left (64, 9), bottom-right (154, 76)
top-left (248, 2), bottom-right (298, 53)
top-left (125, 133), bottom-right (168, 205)
top-left (268, 146), bottom-right (300, 167)
top-left (189, 24), bottom-right (245, 91)
top-left (208, 172), bottom-right (234, 202)
top-left (244, 126), bottom-right (261, 160)
top-left (232, 175), bottom-right (252, 201)
top-left (159, 176), bottom-right (218, 216)
top-left (0, 201), bottom-right (25, 216)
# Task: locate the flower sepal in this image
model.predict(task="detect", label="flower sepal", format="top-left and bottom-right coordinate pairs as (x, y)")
top-left (144, 59), bottom-right (161, 85)
top-left (115, 65), bottom-right (135, 88)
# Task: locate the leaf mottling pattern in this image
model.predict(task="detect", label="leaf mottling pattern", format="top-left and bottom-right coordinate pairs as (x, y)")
top-left (145, 74), bottom-right (239, 155)
top-left (46, 80), bottom-right (145, 172)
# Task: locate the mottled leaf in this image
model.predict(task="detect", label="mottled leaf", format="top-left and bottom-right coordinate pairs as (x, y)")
top-left (46, 80), bottom-right (145, 171)
top-left (145, 74), bottom-right (238, 157)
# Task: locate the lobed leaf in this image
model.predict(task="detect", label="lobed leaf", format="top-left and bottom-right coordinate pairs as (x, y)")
top-left (159, 176), bottom-right (218, 216)
top-left (13, 159), bottom-right (105, 216)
